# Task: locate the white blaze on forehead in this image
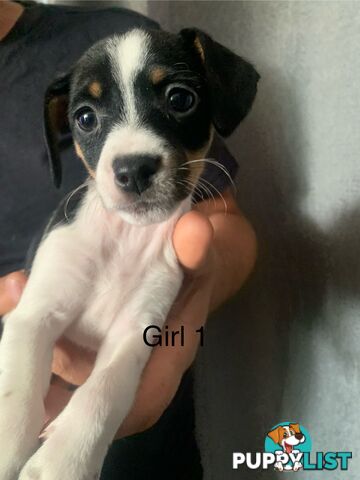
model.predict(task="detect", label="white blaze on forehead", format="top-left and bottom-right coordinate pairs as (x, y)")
top-left (102, 125), bottom-right (166, 158)
top-left (107, 30), bottom-right (150, 125)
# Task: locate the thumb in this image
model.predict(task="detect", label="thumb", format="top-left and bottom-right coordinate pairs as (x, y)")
top-left (173, 211), bottom-right (214, 273)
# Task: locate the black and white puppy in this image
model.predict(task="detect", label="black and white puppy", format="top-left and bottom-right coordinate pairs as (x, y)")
top-left (0, 28), bottom-right (259, 480)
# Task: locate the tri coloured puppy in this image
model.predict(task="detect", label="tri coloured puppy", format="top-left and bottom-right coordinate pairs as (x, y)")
top-left (0, 28), bottom-right (259, 479)
top-left (268, 423), bottom-right (305, 471)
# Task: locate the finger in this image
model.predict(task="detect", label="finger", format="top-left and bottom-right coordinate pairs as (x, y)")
top-left (0, 271), bottom-right (27, 315)
top-left (173, 211), bottom-right (213, 272)
top-left (52, 337), bottom-right (96, 386)
top-left (44, 380), bottom-right (74, 426)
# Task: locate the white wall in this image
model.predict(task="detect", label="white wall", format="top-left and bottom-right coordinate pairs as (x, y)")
top-left (41, 0), bottom-right (149, 16)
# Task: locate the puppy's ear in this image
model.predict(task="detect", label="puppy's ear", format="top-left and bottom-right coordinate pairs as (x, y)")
top-left (44, 72), bottom-right (71, 188)
top-left (180, 28), bottom-right (260, 137)
top-left (290, 423), bottom-right (301, 434)
top-left (268, 426), bottom-right (282, 445)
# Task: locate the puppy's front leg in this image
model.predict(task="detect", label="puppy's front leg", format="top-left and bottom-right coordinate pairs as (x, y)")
top-left (19, 328), bottom-right (154, 480)
top-left (0, 320), bottom-right (51, 479)
top-left (0, 228), bottom-right (91, 479)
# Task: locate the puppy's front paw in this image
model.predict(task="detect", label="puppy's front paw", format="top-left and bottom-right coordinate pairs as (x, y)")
top-left (19, 450), bottom-right (102, 480)
top-left (19, 423), bottom-right (103, 480)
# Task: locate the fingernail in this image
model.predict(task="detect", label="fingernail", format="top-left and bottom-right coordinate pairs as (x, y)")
top-left (5, 278), bottom-right (24, 303)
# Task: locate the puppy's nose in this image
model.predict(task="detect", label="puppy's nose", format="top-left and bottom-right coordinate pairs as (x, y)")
top-left (295, 433), bottom-right (303, 440)
top-left (112, 154), bottom-right (161, 194)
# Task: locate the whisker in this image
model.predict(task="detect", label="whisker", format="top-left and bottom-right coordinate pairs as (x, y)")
top-left (64, 181), bottom-right (89, 222)
top-left (191, 182), bottom-right (209, 203)
top-left (180, 158), bottom-right (237, 193)
top-left (176, 178), bottom-right (206, 202)
top-left (175, 172), bottom-right (219, 208)
top-left (198, 177), bottom-right (228, 215)
top-left (176, 173), bottom-right (228, 214)
top-left (182, 178), bottom-right (211, 204)
top-left (185, 177), bottom-right (214, 202)
top-left (196, 178), bottom-right (216, 204)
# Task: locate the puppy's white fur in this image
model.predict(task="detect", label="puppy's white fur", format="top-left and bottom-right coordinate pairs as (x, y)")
top-left (107, 30), bottom-right (149, 125)
top-left (0, 29), bottom-right (191, 480)
top-left (0, 183), bottom-right (189, 480)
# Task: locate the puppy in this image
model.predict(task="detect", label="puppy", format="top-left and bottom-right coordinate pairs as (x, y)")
top-left (268, 423), bottom-right (305, 471)
top-left (0, 28), bottom-right (259, 480)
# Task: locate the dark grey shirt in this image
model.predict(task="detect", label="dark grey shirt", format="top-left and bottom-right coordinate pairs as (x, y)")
top-left (0, 3), bottom-right (238, 276)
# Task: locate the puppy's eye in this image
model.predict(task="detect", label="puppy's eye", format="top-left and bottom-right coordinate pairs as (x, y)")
top-left (75, 107), bottom-right (98, 132)
top-left (166, 86), bottom-right (197, 115)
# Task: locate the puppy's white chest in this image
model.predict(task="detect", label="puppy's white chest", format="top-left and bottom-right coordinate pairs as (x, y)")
top-left (69, 253), bottom-right (136, 348)
top-left (63, 196), bottom-right (186, 350)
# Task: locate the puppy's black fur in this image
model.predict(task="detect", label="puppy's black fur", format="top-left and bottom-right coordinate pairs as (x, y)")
top-left (44, 27), bottom-right (260, 202)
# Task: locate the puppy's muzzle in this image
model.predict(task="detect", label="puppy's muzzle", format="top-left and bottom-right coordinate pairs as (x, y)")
top-left (112, 154), bottom-right (161, 195)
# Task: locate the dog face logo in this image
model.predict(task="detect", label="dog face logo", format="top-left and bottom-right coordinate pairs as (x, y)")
top-left (266, 423), bottom-right (307, 472)
top-left (268, 423), bottom-right (305, 454)
top-left (234, 423), bottom-right (352, 472)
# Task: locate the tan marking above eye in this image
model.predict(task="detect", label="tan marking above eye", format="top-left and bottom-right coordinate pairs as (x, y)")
top-left (194, 36), bottom-right (205, 63)
top-left (88, 81), bottom-right (102, 98)
top-left (48, 95), bottom-right (68, 131)
top-left (149, 67), bottom-right (167, 85)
